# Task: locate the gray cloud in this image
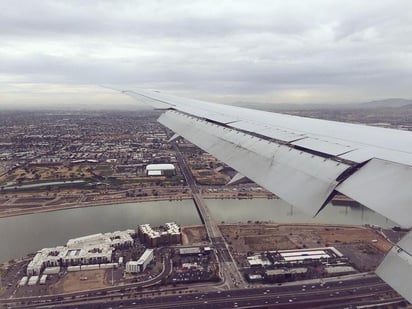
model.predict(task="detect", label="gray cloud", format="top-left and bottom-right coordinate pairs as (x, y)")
top-left (0, 0), bottom-right (412, 107)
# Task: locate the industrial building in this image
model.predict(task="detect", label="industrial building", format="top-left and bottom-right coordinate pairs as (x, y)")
top-left (244, 246), bottom-right (353, 283)
top-left (138, 222), bottom-right (181, 247)
top-left (26, 230), bottom-right (134, 276)
top-left (247, 255), bottom-right (272, 268)
top-left (265, 247), bottom-right (344, 267)
top-left (178, 246), bottom-right (213, 256)
top-left (29, 156), bottom-right (62, 166)
top-left (264, 268), bottom-right (308, 282)
top-left (179, 247), bottom-right (202, 256)
top-left (125, 249), bottom-right (154, 274)
top-left (145, 163), bottom-right (175, 176)
top-left (324, 265), bottom-right (356, 275)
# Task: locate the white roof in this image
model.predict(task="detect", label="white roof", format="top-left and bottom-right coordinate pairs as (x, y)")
top-left (137, 249), bottom-right (154, 264)
top-left (19, 277), bottom-right (28, 286)
top-left (325, 266), bottom-right (356, 274)
top-left (266, 268), bottom-right (307, 275)
top-left (146, 164), bottom-right (175, 171)
top-left (281, 250), bottom-right (327, 257)
top-left (180, 247), bottom-right (201, 255)
top-left (283, 254), bottom-right (330, 261)
top-left (148, 170), bottom-right (162, 176)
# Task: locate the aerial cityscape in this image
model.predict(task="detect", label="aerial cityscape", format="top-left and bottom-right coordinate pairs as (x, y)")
top-left (0, 107), bottom-right (410, 308)
top-left (1, 0), bottom-right (412, 308)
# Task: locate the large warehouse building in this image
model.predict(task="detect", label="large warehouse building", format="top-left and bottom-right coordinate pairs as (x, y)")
top-left (145, 164), bottom-right (175, 176)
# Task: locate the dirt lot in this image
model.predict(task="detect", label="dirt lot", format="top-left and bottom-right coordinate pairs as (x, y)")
top-left (50, 269), bottom-right (108, 293)
top-left (220, 223), bottom-right (392, 252)
top-left (219, 223), bottom-right (394, 271)
top-left (318, 226), bottom-right (392, 253)
top-left (181, 225), bottom-right (208, 246)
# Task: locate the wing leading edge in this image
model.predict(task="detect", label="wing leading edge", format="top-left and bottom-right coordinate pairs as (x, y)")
top-left (121, 88), bottom-right (412, 303)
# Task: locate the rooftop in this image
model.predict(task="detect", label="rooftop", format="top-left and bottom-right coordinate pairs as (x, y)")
top-left (146, 163), bottom-right (175, 170)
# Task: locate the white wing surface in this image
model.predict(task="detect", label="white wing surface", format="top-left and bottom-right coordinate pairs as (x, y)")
top-left (122, 88), bottom-right (412, 302)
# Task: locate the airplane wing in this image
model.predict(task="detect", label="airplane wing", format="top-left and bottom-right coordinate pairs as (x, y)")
top-left (122, 88), bottom-right (412, 302)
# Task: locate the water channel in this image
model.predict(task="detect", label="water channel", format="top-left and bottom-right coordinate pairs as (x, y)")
top-left (0, 198), bottom-right (395, 263)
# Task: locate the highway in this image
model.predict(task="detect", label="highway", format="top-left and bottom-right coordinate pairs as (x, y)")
top-left (16, 274), bottom-right (405, 308)
top-left (173, 142), bottom-right (245, 289)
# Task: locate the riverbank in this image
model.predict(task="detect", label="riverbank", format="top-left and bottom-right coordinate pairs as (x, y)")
top-left (0, 194), bottom-right (191, 218)
top-left (0, 191), bottom-right (277, 219)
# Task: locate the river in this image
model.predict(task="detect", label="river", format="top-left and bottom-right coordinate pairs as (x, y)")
top-left (0, 198), bottom-right (395, 263)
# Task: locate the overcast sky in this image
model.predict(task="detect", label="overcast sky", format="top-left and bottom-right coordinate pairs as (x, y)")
top-left (1, 0), bottom-right (412, 108)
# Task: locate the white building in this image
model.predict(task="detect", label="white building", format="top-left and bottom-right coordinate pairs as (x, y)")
top-left (39, 275), bottom-right (47, 285)
top-left (138, 224), bottom-right (160, 247)
top-left (27, 230), bottom-right (134, 276)
top-left (19, 277), bottom-right (28, 286)
top-left (125, 261), bottom-right (140, 274)
top-left (66, 230), bottom-right (134, 249)
top-left (43, 267), bottom-right (60, 275)
top-left (138, 222), bottom-right (181, 247)
top-left (145, 164), bottom-right (175, 176)
top-left (125, 249), bottom-right (154, 274)
top-left (28, 276), bottom-right (39, 286)
top-left (137, 249), bottom-right (154, 272)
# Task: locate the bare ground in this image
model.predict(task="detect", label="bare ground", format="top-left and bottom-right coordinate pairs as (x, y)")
top-left (219, 223), bottom-right (394, 271)
top-left (49, 269), bottom-right (108, 294)
top-left (220, 223), bottom-right (392, 253)
top-left (181, 225), bottom-right (208, 246)
top-left (317, 227), bottom-right (392, 253)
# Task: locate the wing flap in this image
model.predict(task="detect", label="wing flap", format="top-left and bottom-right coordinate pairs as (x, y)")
top-left (159, 110), bottom-right (350, 216)
top-left (337, 158), bottom-right (412, 228)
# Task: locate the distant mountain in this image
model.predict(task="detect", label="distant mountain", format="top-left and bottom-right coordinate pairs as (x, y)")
top-left (398, 103), bottom-right (412, 109)
top-left (231, 98), bottom-right (412, 111)
top-left (357, 98), bottom-right (412, 108)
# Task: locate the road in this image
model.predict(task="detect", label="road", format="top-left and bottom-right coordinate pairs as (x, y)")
top-left (15, 274), bottom-right (405, 308)
top-left (173, 143), bottom-right (245, 289)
